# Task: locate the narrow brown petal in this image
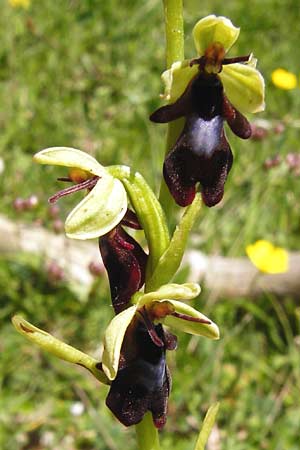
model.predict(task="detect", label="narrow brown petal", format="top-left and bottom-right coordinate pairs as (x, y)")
top-left (222, 94), bottom-right (252, 139)
top-left (171, 311), bottom-right (211, 324)
top-left (120, 209), bottom-right (142, 229)
top-left (49, 176), bottom-right (99, 204)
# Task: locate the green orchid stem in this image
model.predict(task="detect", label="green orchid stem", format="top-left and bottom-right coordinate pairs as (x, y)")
top-left (107, 165), bottom-right (170, 279)
top-left (135, 413), bottom-right (161, 450)
top-left (135, 3), bottom-right (184, 448)
top-left (147, 194), bottom-right (202, 291)
top-left (159, 0), bottom-right (185, 226)
top-left (163, 0), bottom-right (184, 67)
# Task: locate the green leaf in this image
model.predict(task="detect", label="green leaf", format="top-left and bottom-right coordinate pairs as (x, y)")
top-left (194, 403), bottom-right (220, 450)
top-left (147, 193), bottom-right (202, 290)
top-left (135, 412), bottom-right (160, 450)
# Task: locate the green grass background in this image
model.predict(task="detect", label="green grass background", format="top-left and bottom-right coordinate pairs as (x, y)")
top-left (1, 0), bottom-right (300, 449)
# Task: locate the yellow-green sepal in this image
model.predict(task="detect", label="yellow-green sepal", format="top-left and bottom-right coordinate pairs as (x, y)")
top-left (161, 60), bottom-right (198, 102)
top-left (193, 15), bottom-right (240, 55)
top-left (33, 147), bottom-right (106, 178)
top-left (102, 305), bottom-right (137, 381)
top-left (220, 62), bottom-right (265, 113)
top-left (12, 316), bottom-right (108, 384)
top-left (160, 300), bottom-right (219, 339)
top-left (137, 283), bottom-right (201, 307)
top-left (65, 176), bottom-right (127, 240)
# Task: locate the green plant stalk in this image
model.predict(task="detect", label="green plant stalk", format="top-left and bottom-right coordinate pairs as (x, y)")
top-left (133, 2), bottom-right (185, 448)
top-left (107, 165), bottom-right (170, 280)
top-left (147, 193), bottom-right (202, 291)
top-left (135, 412), bottom-right (160, 450)
top-left (159, 0), bottom-right (185, 223)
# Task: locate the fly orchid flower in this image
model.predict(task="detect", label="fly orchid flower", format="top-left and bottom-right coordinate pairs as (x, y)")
top-left (105, 319), bottom-right (172, 429)
top-left (150, 15), bottom-right (265, 207)
top-left (99, 210), bottom-right (148, 314)
top-left (102, 282), bottom-right (219, 428)
top-left (35, 148), bottom-right (149, 312)
top-left (34, 147), bottom-right (128, 239)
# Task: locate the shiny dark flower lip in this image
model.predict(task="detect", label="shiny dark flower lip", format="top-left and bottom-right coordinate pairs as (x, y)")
top-left (99, 210), bottom-right (148, 314)
top-left (150, 14), bottom-right (265, 207)
top-left (102, 282), bottom-right (219, 381)
top-left (102, 284), bottom-right (218, 428)
top-left (150, 64), bottom-right (252, 207)
top-left (105, 303), bottom-right (208, 429)
top-left (106, 318), bottom-right (172, 429)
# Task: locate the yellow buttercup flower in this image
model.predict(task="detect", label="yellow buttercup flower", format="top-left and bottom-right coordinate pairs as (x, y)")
top-left (9, 0), bottom-right (30, 8)
top-left (271, 68), bottom-right (297, 90)
top-left (246, 240), bottom-right (288, 274)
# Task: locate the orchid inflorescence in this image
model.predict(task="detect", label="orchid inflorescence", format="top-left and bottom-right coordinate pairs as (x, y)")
top-left (13, 14), bottom-right (264, 441)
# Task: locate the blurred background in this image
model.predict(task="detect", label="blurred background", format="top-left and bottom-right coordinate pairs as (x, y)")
top-left (1, 0), bottom-right (300, 449)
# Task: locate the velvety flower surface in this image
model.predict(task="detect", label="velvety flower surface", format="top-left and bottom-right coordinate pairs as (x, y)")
top-left (102, 283), bottom-right (219, 379)
top-left (102, 282), bottom-right (219, 428)
top-left (151, 15), bottom-right (265, 207)
top-left (106, 319), bottom-right (171, 429)
top-left (99, 211), bottom-right (148, 314)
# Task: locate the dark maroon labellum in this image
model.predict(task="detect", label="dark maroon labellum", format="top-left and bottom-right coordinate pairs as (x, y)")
top-left (99, 224), bottom-right (148, 314)
top-left (106, 321), bottom-right (171, 428)
top-left (150, 67), bottom-right (251, 207)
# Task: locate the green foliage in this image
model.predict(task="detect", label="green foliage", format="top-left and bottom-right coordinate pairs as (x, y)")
top-left (1, 0), bottom-right (300, 449)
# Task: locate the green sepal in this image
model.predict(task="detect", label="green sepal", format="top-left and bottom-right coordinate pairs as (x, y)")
top-left (161, 60), bottom-right (198, 102)
top-left (147, 194), bottom-right (202, 290)
top-left (65, 176), bottom-right (127, 240)
top-left (34, 147), bottom-right (128, 240)
top-left (161, 300), bottom-right (219, 339)
top-left (102, 305), bottom-right (137, 381)
top-left (220, 62), bottom-right (265, 114)
top-left (137, 282), bottom-right (201, 307)
top-left (33, 147), bottom-right (106, 177)
top-left (107, 166), bottom-right (170, 277)
top-left (193, 15), bottom-right (239, 55)
top-left (12, 316), bottom-right (108, 384)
